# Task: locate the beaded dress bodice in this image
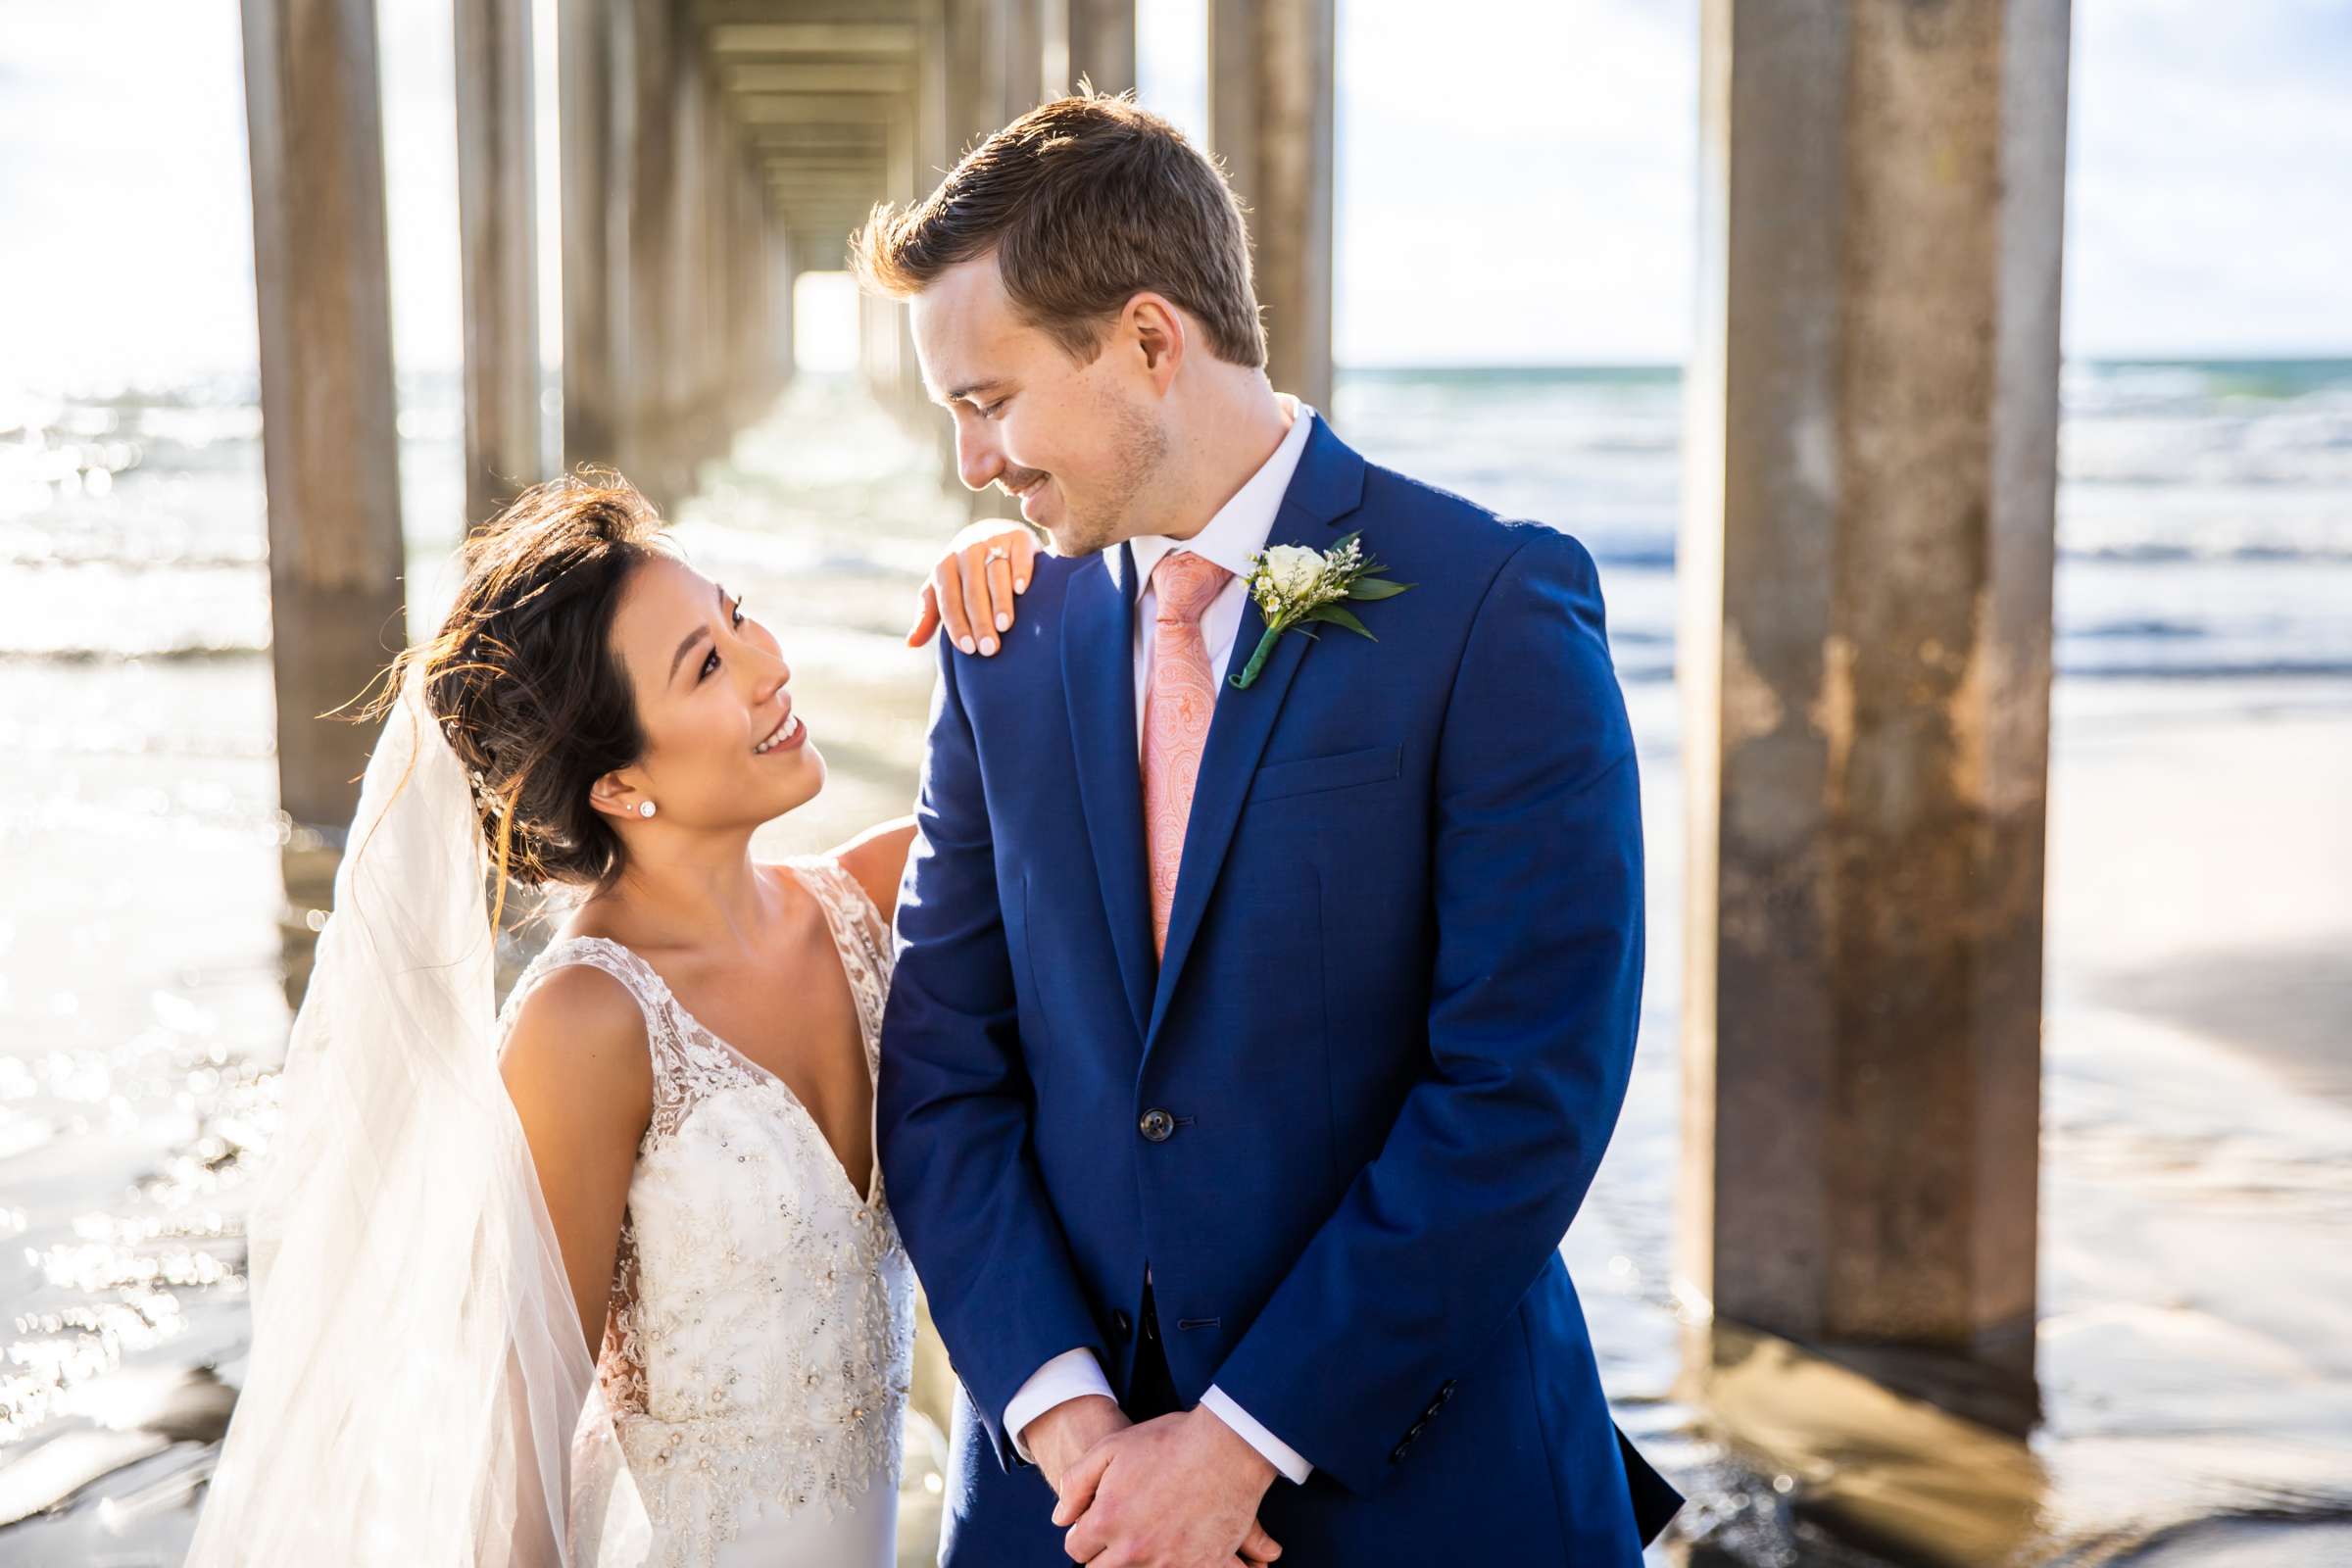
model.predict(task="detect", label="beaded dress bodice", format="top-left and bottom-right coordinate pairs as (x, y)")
top-left (497, 856), bottom-right (914, 1567)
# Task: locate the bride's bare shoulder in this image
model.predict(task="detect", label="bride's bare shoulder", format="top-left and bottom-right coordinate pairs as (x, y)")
top-left (500, 960), bottom-right (655, 1129)
top-left (825, 815), bottom-right (918, 918)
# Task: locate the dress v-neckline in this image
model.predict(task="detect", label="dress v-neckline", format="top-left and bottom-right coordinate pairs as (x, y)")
top-left (684, 1007), bottom-right (880, 1210)
top-left (554, 861), bottom-right (884, 1211)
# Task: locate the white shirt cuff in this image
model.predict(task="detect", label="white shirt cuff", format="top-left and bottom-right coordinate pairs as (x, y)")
top-left (1200, 1385), bottom-right (1313, 1485)
top-left (1004, 1348), bottom-right (1115, 1464)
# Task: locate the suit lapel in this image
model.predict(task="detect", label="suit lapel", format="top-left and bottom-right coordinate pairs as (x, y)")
top-left (1062, 543), bottom-right (1156, 1047)
top-left (1144, 417), bottom-right (1369, 1051)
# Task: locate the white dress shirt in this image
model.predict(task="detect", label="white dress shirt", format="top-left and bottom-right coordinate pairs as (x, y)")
top-left (1120, 394), bottom-right (1316, 742)
top-left (1000, 395), bottom-right (1317, 1488)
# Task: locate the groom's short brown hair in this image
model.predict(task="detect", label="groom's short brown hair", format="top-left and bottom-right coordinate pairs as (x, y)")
top-left (850, 91), bottom-right (1267, 369)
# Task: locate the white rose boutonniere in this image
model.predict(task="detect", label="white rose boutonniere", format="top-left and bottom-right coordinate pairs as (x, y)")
top-left (1231, 531), bottom-right (1415, 689)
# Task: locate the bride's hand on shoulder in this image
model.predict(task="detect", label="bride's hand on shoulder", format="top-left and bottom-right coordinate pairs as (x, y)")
top-left (907, 518), bottom-right (1039, 658)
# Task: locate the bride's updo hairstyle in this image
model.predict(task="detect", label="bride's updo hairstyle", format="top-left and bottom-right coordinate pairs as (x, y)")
top-left (367, 469), bottom-right (672, 925)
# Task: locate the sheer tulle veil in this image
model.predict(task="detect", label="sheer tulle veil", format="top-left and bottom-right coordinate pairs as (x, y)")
top-left (184, 667), bottom-right (649, 1566)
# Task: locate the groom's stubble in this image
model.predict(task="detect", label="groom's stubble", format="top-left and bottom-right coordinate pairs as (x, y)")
top-left (1045, 380), bottom-right (1174, 559)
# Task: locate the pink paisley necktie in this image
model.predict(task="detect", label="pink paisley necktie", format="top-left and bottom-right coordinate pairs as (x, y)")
top-left (1141, 550), bottom-right (1234, 958)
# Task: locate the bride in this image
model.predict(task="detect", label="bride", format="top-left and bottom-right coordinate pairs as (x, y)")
top-left (183, 471), bottom-right (1037, 1567)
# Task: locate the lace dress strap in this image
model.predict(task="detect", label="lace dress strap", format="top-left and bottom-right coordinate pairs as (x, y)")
top-left (500, 935), bottom-right (725, 1116)
top-left (497, 935), bottom-right (714, 1430)
top-left (507, 933), bottom-right (664, 1013)
top-left (781, 856), bottom-right (893, 1075)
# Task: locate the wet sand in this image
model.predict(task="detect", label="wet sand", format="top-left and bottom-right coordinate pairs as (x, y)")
top-left (3, 382), bottom-right (2350, 1563)
top-left (1541, 686), bottom-right (2352, 1568)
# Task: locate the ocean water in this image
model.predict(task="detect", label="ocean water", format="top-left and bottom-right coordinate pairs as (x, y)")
top-left (6, 360), bottom-right (2352, 677)
top-left (1341, 360), bottom-right (2352, 688)
top-left (2, 363), bottom-right (2349, 1564)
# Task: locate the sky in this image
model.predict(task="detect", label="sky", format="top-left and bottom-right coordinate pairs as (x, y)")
top-left (0, 0), bottom-right (2346, 390)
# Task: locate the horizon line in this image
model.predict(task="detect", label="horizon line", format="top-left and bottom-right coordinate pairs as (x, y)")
top-left (1338, 350), bottom-right (2352, 373)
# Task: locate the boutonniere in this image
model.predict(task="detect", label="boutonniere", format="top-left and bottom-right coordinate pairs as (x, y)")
top-left (1231, 532), bottom-right (1415, 689)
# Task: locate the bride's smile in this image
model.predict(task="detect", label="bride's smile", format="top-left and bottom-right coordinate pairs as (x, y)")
top-left (599, 554), bottom-right (828, 830)
top-left (753, 708), bottom-right (805, 755)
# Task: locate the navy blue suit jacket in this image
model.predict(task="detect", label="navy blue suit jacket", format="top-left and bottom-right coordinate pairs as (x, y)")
top-left (878, 416), bottom-right (1681, 1563)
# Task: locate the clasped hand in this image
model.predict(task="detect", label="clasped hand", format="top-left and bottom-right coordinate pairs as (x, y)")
top-left (1028, 1396), bottom-right (1283, 1567)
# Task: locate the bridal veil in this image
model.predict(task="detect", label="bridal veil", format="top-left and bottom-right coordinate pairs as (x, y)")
top-left (184, 669), bottom-right (649, 1566)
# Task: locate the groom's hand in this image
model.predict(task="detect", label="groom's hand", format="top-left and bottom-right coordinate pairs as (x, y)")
top-left (1052, 1407), bottom-right (1282, 1566)
top-left (1026, 1394), bottom-right (1130, 1496)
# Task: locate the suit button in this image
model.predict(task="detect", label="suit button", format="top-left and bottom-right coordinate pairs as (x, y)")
top-left (1139, 1108), bottom-right (1175, 1143)
top-left (1111, 1310), bottom-right (1132, 1340)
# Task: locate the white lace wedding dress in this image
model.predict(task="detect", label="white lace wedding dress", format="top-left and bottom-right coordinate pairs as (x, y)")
top-left (496, 856), bottom-right (916, 1568)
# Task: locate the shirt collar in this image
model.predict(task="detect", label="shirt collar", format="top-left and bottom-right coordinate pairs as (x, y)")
top-left (1114, 395), bottom-right (1316, 598)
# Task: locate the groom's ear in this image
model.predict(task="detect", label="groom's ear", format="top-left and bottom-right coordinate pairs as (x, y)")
top-left (1121, 291), bottom-right (1187, 391)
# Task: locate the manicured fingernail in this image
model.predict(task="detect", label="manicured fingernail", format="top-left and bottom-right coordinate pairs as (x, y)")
top-left (995, 612), bottom-right (1011, 632)
top-left (957, 636), bottom-right (976, 655)
top-left (979, 636), bottom-right (999, 656)
top-left (1015, 578), bottom-right (1028, 593)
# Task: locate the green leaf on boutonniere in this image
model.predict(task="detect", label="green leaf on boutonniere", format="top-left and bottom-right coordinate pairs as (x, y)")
top-left (1345, 576), bottom-right (1414, 601)
top-left (1305, 603), bottom-right (1375, 640)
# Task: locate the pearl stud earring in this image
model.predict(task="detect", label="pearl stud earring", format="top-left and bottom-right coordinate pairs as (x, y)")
top-left (637, 801), bottom-right (657, 818)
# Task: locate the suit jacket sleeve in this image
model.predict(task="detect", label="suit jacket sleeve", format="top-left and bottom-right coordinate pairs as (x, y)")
top-left (1208, 528), bottom-right (1645, 1494)
top-left (876, 642), bottom-right (1109, 1473)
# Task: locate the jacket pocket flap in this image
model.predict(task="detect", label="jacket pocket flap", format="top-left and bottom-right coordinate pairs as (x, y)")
top-left (1247, 744), bottom-right (1402, 804)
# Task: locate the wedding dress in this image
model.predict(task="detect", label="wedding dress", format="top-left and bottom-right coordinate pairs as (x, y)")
top-left (183, 671), bottom-right (910, 1568)
top-left (496, 860), bottom-right (916, 1568)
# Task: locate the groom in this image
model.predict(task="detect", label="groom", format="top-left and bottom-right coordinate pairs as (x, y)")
top-left (864, 95), bottom-right (1681, 1565)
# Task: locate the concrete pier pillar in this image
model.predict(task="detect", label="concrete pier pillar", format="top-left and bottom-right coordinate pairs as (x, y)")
top-left (751, 162), bottom-right (779, 406)
top-left (1065, 0), bottom-right (1136, 97)
top-left (916, 0), bottom-right (952, 183)
top-left (944, 0), bottom-right (1006, 156)
top-left (238, 0), bottom-right (405, 837)
top-left (560, 0), bottom-right (625, 469)
top-left (858, 288), bottom-right (897, 400)
top-left (669, 30), bottom-right (713, 472)
top-left (728, 151), bottom-right (769, 426)
top-left (717, 109), bottom-right (753, 433)
top-left (621, 0), bottom-right (681, 510)
top-left (700, 43), bottom-right (732, 454)
top-left (771, 225), bottom-right (798, 384)
top-left (997, 0), bottom-right (1045, 119)
top-left (454, 0), bottom-right (542, 527)
top-left (1207, 0), bottom-right (1335, 413)
top-left (1677, 0), bottom-right (2069, 1424)
top-left (884, 106), bottom-right (933, 420)
top-left (710, 124), bottom-right (737, 433)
